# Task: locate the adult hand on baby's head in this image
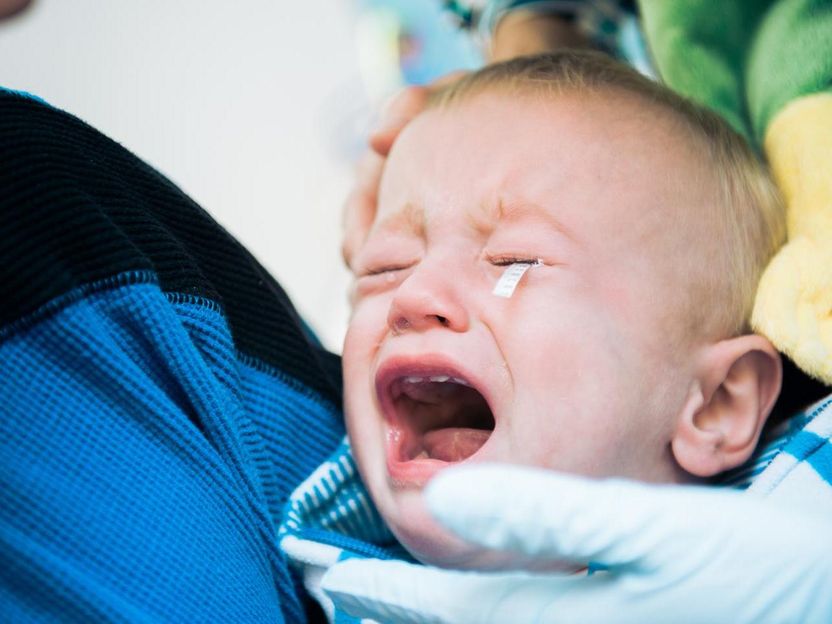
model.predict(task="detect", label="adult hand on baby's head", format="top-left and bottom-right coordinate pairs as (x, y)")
top-left (341, 148), bottom-right (386, 270)
top-left (341, 72), bottom-right (467, 269)
top-left (341, 86), bottom-right (427, 269)
top-left (322, 465), bottom-right (832, 624)
top-left (341, 6), bottom-right (607, 269)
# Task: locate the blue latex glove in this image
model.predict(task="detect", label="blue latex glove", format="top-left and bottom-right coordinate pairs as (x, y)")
top-left (321, 465), bottom-right (832, 623)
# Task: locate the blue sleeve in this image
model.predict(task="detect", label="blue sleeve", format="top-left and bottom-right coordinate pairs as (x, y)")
top-left (0, 92), bottom-right (343, 623)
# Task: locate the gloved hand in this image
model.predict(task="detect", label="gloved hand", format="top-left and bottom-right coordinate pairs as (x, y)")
top-left (321, 465), bottom-right (832, 624)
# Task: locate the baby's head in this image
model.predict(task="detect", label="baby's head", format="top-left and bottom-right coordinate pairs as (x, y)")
top-left (343, 51), bottom-right (785, 568)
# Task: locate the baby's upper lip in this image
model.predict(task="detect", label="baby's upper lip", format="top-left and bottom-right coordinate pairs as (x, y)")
top-left (374, 354), bottom-right (496, 425)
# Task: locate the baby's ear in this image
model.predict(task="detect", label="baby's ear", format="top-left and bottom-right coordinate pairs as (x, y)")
top-left (671, 335), bottom-right (782, 478)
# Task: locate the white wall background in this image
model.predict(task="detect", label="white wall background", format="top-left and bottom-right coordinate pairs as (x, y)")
top-left (0, 0), bottom-right (367, 352)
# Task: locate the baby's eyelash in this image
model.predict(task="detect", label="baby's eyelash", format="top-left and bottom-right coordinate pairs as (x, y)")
top-left (362, 264), bottom-right (410, 277)
top-left (487, 255), bottom-right (541, 267)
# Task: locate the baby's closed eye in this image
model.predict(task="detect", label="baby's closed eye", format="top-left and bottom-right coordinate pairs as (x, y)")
top-left (360, 262), bottom-right (414, 277)
top-left (486, 254), bottom-right (542, 267)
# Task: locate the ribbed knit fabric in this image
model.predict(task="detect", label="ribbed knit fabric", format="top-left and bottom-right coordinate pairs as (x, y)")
top-left (0, 90), bottom-right (341, 404)
top-left (0, 90), bottom-right (343, 623)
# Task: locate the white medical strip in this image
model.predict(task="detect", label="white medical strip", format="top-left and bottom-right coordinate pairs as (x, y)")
top-left (492, 262), bottom-right (535, 298)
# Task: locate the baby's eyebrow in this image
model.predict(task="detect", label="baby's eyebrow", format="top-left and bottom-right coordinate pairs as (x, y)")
top-left (469, 196), bottom-right (579, 243)
top-left (373, 203), bottom-right (426, 238)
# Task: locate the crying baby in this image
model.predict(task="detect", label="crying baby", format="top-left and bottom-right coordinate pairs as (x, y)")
top-left (338, 50), bottom-right (785, 571)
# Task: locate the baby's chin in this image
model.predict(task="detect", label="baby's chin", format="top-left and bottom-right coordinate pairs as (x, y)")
top-left (384, 489), bottom-right (580, 573)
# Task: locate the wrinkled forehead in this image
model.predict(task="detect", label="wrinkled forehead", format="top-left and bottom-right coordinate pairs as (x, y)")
top-left (374, 91), bottom-right (714, 245)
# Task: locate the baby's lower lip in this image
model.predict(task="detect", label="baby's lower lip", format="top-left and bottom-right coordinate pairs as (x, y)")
top-left (386, 453), bottom-right (449, 488)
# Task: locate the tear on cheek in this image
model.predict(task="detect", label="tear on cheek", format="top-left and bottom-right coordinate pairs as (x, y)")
top-left (492, 261), bottom-right (538, 298)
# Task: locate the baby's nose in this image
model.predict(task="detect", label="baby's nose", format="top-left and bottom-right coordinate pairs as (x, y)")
top-left (386, 265), bottom-right (469, 334)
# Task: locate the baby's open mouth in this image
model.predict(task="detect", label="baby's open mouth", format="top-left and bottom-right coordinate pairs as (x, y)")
top-left (385, 374), bottom-right (495, 463)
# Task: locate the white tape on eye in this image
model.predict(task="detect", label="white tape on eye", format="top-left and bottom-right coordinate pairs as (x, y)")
top-left (492, 262), bottom-right (536, 298)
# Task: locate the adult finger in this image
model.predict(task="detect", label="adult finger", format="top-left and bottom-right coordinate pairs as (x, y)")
top-left (322, 557), bottom-right (603, 624)
top-left (370, 71), bottom-right (468, 157)
top-left (341, 150), bottom-right (385, 268)
top-left (369, 86), bottom-right (432, 157)
top-left (424, 465), bottom-right (743, 570)
top-left (342, 87), bottom-right (427, 268)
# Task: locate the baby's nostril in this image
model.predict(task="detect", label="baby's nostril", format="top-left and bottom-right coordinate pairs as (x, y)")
top-left (434, 315), bottom-right (449, 326)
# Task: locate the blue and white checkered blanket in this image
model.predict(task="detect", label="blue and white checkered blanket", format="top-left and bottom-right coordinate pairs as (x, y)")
top-left (280, 395), bottom-right (832, 623)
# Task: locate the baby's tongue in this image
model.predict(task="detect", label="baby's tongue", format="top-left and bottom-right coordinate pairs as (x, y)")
top-left (422, 428), bottom-right (490, 462)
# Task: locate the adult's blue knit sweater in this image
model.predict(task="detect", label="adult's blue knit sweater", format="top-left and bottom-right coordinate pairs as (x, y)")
top-left (0, 89), bottom-right (344, 623)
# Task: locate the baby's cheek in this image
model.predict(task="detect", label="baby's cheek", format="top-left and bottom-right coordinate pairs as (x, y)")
top-left (505, 305), bottom-right (593, 370)
top-left (341, 326), bottom-right (375, 429)
top-left (344, 297), bottom-right (388, 351)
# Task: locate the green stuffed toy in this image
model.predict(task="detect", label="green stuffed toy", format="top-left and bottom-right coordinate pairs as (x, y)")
top-left (639, 0), bottom-right (832, 384)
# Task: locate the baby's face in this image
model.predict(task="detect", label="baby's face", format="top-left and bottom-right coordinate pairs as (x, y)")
top-left (344, 91), bottom-right (717, 568)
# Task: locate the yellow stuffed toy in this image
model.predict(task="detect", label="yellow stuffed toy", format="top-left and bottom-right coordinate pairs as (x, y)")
top-left (639, 0), bottom-right (832, 384)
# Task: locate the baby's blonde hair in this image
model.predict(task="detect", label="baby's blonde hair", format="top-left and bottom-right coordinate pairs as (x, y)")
top-left (429, 51), bottom-right (785, 342)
